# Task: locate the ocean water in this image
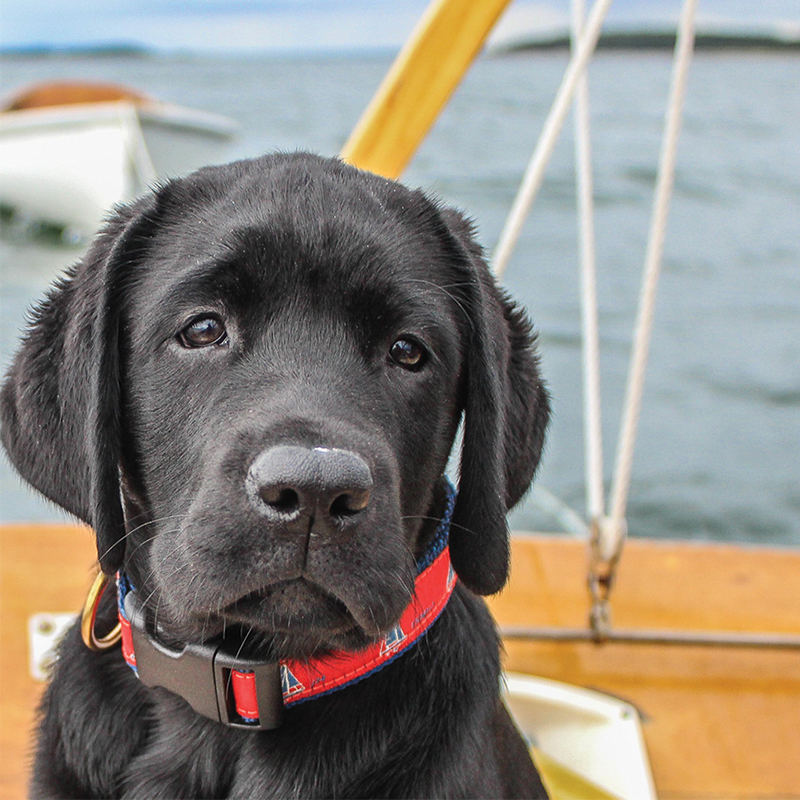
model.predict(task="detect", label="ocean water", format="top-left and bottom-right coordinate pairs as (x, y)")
top-left (1, 50), bottom-right (798, 545)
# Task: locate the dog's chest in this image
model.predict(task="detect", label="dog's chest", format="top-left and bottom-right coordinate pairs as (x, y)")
top-left (119, 696), bottom-right (424, 799)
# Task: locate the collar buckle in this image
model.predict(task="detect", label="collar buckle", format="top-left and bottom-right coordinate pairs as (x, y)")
top-left (125, 592), bottom-right (283, 730)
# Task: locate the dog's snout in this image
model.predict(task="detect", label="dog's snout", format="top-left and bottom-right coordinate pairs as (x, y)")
top-left (246, 445), bottom-right (373, 528)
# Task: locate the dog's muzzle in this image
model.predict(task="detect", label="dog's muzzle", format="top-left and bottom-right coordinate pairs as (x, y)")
top-left (87, 481), bottom-right (459, 732)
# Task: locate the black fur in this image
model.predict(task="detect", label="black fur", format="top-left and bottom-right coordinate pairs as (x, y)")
top-left (1, 153), bottom-right (550, 799)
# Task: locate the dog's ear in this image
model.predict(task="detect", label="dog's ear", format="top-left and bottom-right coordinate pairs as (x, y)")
top-left (437, 207), bottom-right (550, 595)
top-left (1, 196), bottom-right (157, 575)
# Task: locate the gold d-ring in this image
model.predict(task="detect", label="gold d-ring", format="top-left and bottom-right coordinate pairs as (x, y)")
top-left (81, 571), bottom-right (122, 651)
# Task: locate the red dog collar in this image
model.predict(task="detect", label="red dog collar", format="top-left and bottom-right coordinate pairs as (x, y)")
top-left (115, 482), bottom-right (457, 731)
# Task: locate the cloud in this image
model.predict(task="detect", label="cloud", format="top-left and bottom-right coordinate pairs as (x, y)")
top-left (2, 1), bottom-right (433, 52)
top-left (124, 7), bottom-right (425, 52)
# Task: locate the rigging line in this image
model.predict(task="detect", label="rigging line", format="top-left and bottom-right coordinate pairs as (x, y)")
top-left (572, 0), bottom-right (605, 525)
top-left (604, 0), bottom-right (699, 561)
top-left (526, 485), bottom-right (589, 538)
top-left (501, 626), bottom-right (800, 650)
top-left (491, 0), bottom-right (615, 279)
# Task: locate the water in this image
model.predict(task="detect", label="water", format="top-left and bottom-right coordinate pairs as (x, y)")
top-left (1, 50), bottom-right (798, 545)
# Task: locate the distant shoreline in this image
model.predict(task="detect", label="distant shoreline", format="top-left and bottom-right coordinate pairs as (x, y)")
top-left (0, 44), bottom-right (151, 58)
top-left (493, 30), bottom-right (800, 55)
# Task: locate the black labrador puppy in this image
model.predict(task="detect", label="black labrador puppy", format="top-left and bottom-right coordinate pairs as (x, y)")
top-left (2, 153), bottom-right (550, 799)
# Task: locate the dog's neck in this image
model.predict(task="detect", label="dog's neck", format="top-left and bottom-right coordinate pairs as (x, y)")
top-left (113, 480), bottom-right (458, 731)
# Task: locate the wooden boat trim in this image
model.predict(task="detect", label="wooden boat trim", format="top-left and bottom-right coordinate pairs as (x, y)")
top-left (1, 80), bottom-right (152, 112)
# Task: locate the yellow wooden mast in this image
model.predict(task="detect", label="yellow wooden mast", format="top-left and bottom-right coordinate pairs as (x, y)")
top-left (340, 0), bottom-right (514, 179)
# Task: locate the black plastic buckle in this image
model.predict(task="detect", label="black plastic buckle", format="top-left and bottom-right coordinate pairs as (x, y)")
top-left (124, 592), bottom-right (283, 730)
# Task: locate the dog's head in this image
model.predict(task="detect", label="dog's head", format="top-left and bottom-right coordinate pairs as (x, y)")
top-left (1, 153), bottom-right (548, 657)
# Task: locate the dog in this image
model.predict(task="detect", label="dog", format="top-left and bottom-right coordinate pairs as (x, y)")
top-left (2, 152), bottom-right (550, 799)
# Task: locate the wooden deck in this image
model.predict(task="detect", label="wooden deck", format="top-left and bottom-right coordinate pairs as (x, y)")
top-left (488, 534), bottom-right (800, 799)
top-left (1, 524), bottom-right (798, 798)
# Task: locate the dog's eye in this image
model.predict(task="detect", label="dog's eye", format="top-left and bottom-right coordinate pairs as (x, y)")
top-left (389, 338), bottom-right (426, 369)
top-left (178, 315), bottom-right (228, 348)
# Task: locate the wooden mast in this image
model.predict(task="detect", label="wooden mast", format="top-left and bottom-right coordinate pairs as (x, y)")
top-left (340, 0), bottom-right (513, 179)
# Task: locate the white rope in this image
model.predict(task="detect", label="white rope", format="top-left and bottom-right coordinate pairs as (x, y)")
top-left (571, 0), bottom-right (605, 524)
top-left (491, 0), bottom-right (614, 279)
top-left (528, 485), bottom-right (589, 537)
top-left (602, 0), bottom-right (699, 561)
top-left (491, 0), bottom-right (698, 574)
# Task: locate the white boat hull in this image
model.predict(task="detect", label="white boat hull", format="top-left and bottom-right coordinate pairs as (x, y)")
top-left (0, 101), bottom-right (236, 239)
top-left (505, 673), bottom-right (657, 800)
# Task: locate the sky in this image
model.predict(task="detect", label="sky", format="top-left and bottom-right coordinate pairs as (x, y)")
top-left (2, 0), bottom-right (799, 54)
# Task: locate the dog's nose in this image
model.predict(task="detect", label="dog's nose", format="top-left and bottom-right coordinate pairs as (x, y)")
top-left (246, 445), bottom-right (373, 528)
